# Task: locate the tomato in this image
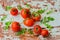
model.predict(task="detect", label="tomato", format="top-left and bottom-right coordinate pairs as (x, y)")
top-left (11, 22), bottom-right (21, 32)
top-left (24, 18), bottom-right (34, 27)
top-left (10, 8), bottom-right (18, 16)
top-left (32, 13), bottom-right (41, 21)
top-left (20, 9), bottom-right (30, 19)
top-left (41, 29), bottom-right (49, 37)
top-left (33, 25), bottom-right (42, 34)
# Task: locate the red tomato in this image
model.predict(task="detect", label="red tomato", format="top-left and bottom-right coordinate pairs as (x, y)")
top-left (24, 18), bottom-right (34, 27)
top-left (20, 9), bottom-right (30, 19)
top-left (10, 8), bottom-right (18, 16)
top-left (32, 14), bottom-right (41, 21)
top-left (33, 25), bottom-right (42, 34)
top-left (41, 29), bottom-right (49, 37)
top-left (11, 22), bottom-right (21, 32)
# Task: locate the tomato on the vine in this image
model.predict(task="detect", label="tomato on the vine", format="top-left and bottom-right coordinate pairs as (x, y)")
top-left (41, 29), bottom-right (49, 37)
top-left (32, 12), bottom-right (41, 21)
top-left (10, 8), bottom-right (18, 16)
top-left (20, 8), bottom-right (30, 19)
top-left (33, 25), bottom-right (42, 34)
top-left (11, 22), bottom-right (21, 32)
top-left (24, 18), bottom-right (34, 27)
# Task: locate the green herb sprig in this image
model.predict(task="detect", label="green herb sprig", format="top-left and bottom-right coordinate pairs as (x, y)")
top-left (16, 28), bottom-right (33, 36)
top-left (41, 16), bottom-right (54, 23)
top-left (40, 16), bottom-right (54, 30)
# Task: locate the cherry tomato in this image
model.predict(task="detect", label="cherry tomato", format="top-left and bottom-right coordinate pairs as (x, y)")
top-left (11, 22), bottom-right (21, 32)
top-left (32, 13), bottom-right (41, 21)
top-left (33, 25), bottom-right (42, 34)
top-left (24, 18), bottom-right (34, 27)
top-left (20, 8), bottom-right (30, 19)
top-left (41, 29), bottom-right (49, 37)
top-left (10, 8), bottom-right (18, 16)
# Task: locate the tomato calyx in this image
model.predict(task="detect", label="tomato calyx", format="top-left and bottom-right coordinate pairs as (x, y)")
top-left (31, 12), bottom-right (41, 21)
top-left (32, 12), bottom-right (40, 17)
top-left (36, 28), bottom-right (38, 31)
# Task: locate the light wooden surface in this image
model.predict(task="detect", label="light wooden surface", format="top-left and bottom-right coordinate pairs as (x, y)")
top-left (0, 0), bottom-right (60, 40)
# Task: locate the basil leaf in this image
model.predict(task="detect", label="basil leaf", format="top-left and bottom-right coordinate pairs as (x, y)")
top-left (16, 28), bottom-right (27, 36)
top-left (32, 11), bottom-right (40, 17)
top-left (4, 21), bottom-right (12, 30)
top-left (4, 25), bottom-right (9, 30)
top-left (16, 31), bottom-right (22, 36)
top-left (41, 16), bottom-right (54, 23)
top-left (5, 21), bottom-right (12, 26)
top-left (47, 10), bottom-right (53, 14)
top-left (47, 17), bottom-right (54, 21)
top-left (17, 5), bottom-right (22, 10)
top-left (25, 3), bottom-right (30, 8)
top-left (1, 15), bottom-right (7, 21)
top-left (44, 23), bottom-right (53, 30)
top-left (28, 29), bottom-right (33, 34)
top-left (5, 6), bottom-right (12, 11)
top-left (37, 9), bottom-right (45, 14)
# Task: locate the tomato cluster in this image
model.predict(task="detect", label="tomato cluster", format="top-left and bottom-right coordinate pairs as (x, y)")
top-left (10, 8), bottom-right (41, 26)
top-left (10, 8), bottom-right (49, 37)
top-left (33, 25), bottom-right (49, 37)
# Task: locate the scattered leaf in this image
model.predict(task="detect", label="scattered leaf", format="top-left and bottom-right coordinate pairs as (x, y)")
top-left (44, 23), bottom-right (53, 30)
top-left (16, 28), bottom-right (27, 35)
top-left (5, 6), bottom-right (12, 11)
top-left (4, 21), bottom-right (12, 30)
top-left (5, 21), bottom-right (12, 26)
top-left (17, 5), bottom-right (22, 10)
top-left (28, 29), bottom-right (33, 34)
top-left (25, 3), bottom-right (30, 8)
top-left (32, 11), bottom-right (39, 17)
top-left (47, 17), bottom-right (54, 21)
top-left (40, 16), bottom-right (54, 23)
top-left (37, 9), bottom-right (45, 14)
top-left (47, 10), bottom-right (53, 14)
top-left (4, 25), bottom-right (9, 30)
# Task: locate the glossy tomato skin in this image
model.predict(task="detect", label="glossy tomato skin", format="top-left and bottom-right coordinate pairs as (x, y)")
top-left (24, 18), bottom-right (34, 27)
top-left (11, 22), bottom-right (21, 32)
top-left (41, 29), bottom-right (49, 37)
top-left (33, 25), bottom-right (42, 35)
top-left (20, 9), bottom-right (30, 19)
top-left (10, 8), bottom-right (18, 16)
top-left (32, 15), bottom-right (41, 21)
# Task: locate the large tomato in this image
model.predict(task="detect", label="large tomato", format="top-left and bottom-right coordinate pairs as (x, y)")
top-left (24, 18), bottom-right (34, 27)
top-left (20, 8), bottom-right (30, 19)
top-left (11, 22), bottom-right (21, 32)
top-left (41, 29), bottom-right (49, 37)
top-left (10, 8), bottom-right (18, 16)
top-left (33, 25), bottom-right (42, 34)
